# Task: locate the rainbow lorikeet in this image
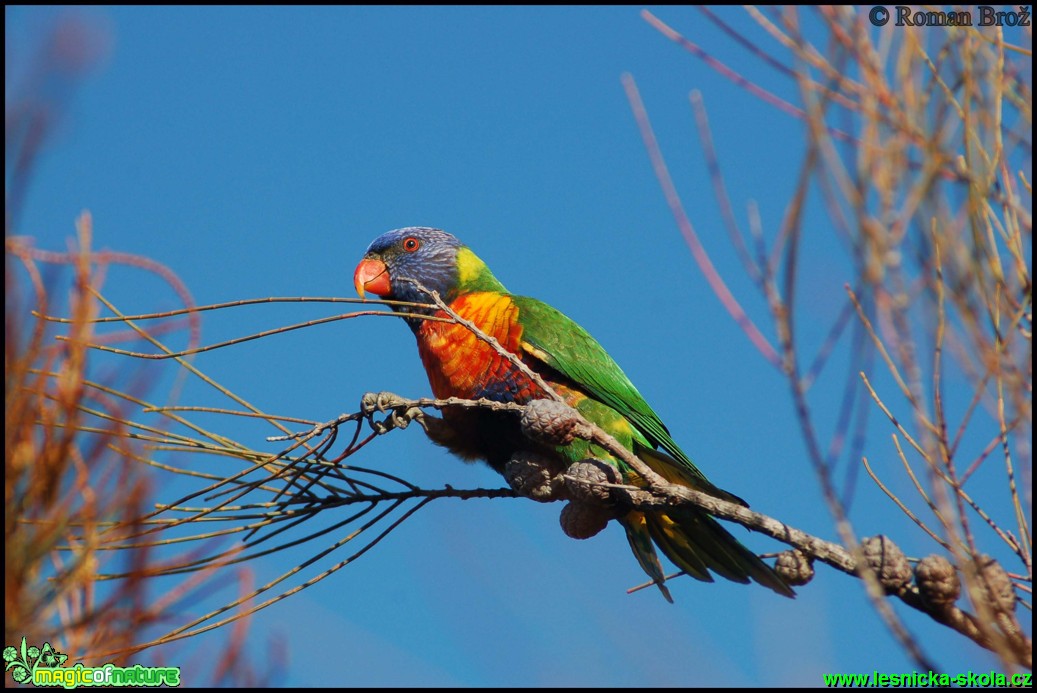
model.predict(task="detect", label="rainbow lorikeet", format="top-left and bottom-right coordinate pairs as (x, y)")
top-left (353, 227), bottom-right (793, 601)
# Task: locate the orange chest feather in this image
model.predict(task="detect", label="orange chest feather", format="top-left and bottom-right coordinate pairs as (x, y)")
top-left (415, 293), bottom-right (540, 402)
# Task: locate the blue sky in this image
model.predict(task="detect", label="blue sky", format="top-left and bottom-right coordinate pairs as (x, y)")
top-left (7, 5), bottom-right (1028, 686)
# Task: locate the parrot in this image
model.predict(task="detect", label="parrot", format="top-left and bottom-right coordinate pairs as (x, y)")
top-left (353, 226), bottom-right (794, 601)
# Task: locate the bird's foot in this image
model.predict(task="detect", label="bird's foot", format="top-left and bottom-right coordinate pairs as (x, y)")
top-left (360, 391), bottom-right (427, 435)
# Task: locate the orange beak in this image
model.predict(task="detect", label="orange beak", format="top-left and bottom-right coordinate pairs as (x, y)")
top-left (353, 258), bottom-right (392, 298)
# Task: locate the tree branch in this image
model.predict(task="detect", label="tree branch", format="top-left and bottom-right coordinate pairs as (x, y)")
top-left (358, 394), bottom-right (1032, 668)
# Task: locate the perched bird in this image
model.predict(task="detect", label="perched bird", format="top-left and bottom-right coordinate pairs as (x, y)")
top-left (353, 227), bottom-right (793, 600)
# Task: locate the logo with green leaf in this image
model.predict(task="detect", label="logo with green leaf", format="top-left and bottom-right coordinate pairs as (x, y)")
top-left (4, 638), bottom-right (68, 684)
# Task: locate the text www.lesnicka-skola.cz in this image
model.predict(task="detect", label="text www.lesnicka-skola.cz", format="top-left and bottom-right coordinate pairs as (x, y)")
top-left (823, 670), bottom-right (1030, 687)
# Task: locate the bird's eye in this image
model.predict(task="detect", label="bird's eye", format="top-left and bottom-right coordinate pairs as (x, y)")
top-left (402, 237), bottom-right (420, 252)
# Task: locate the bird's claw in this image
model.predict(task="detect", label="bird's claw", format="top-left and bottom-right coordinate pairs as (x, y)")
top-left (360, 391), bottom-right (427, 435)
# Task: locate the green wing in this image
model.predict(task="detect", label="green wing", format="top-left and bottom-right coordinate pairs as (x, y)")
top-left (512, 295), bottom-right (718, 490)
top-left (513, 295), bottom-right (790, 597)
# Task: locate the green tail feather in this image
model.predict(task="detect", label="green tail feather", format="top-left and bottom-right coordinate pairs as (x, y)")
top-left (645, 506), bottom-right (796, 599)
top-left (619, 512), bottom-right (674, 603)
top-left (628, 446), bottom-right (795, 599)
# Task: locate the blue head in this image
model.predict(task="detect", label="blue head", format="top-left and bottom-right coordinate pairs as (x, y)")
top-left (354, 227), bottom-right (506, 328)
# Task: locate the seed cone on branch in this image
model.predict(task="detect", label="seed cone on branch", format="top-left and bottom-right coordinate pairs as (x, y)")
top-left (915, 555), bottom-right (960, 610)
top-left (861, 536), bottom-right (912, 593)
